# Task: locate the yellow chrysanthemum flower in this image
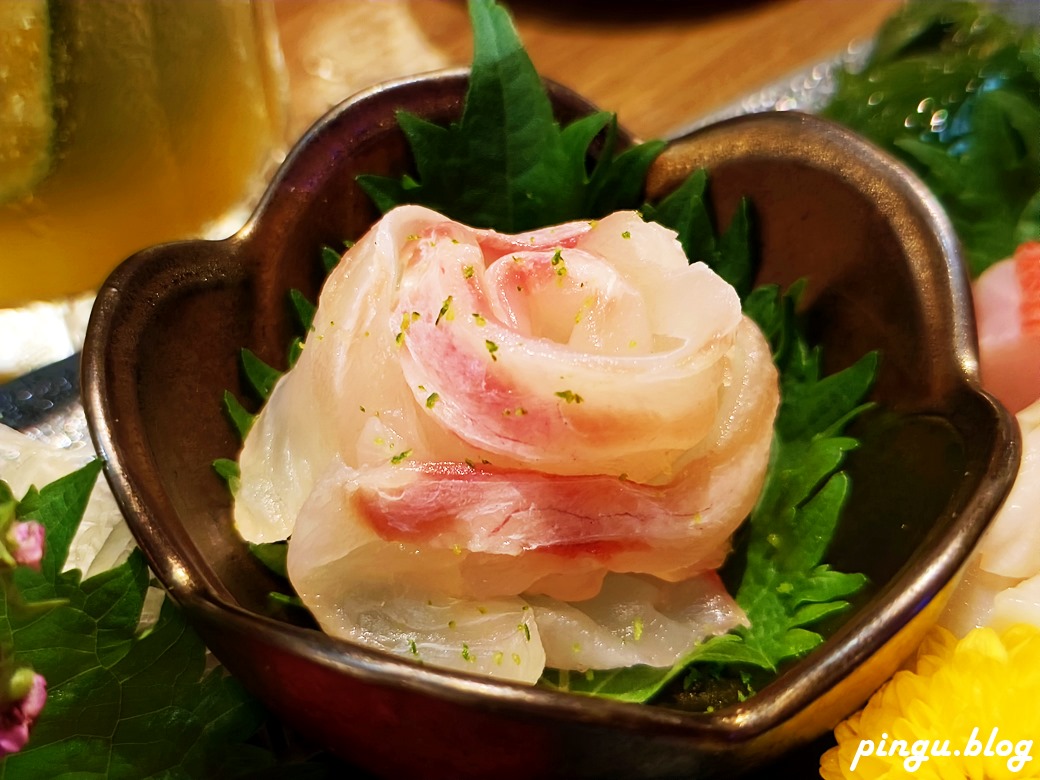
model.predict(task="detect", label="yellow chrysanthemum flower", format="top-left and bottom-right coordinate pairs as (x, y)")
top-left (821, 624), bottom-right (1040, 779)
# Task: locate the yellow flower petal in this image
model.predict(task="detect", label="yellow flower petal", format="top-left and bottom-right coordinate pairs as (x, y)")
top-left (821, 624), bottom-right (1040, 779)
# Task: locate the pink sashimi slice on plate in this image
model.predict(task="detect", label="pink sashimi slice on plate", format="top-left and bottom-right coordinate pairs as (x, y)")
top-left (974, 241), bottom-right (1040, 413)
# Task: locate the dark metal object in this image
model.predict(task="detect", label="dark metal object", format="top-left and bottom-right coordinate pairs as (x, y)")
top-left (81, 72), bottom-right (1020, 779)
top-left (0, 352), bottom-right (80, 431)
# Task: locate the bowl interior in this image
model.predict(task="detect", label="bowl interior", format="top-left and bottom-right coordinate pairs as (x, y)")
top-left (83, 73), bottom-right (1019, 776)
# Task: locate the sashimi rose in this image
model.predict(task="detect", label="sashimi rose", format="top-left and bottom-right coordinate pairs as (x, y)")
top-left (233, 206), bottom-right (780, 683)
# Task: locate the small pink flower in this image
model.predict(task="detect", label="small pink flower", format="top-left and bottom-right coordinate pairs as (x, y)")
top-left (8, 522), bottom-right (44, 572)
top-left (0, 672), bottom-right (46, 756)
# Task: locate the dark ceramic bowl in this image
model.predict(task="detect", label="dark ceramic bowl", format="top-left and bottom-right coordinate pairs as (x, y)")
top-left (82, 72), bottom-right (1019, 779)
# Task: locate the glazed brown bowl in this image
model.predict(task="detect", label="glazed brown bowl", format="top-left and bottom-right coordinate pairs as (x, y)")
top-left (82, 71), bottom-right (1019, 779)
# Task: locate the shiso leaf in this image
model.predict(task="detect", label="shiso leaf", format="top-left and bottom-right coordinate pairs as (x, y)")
top-left (0, 465), bottom-right (289, 777)
top-left (213, 458), bottom-right (241, 495)
top-left (585, 119), bottom-right (667, 217)
top-left (822, 0), bottom-right (1040, 275)
top-left (13, 459), bottom-right (102, 584)
top-left (288, 337), bottom-right (305, 369)
top-left (289, 289), bottom-right (317, 332)
top-left (240, 349), bottom-right (282, 402)
top-left (223, 390), bottom-right (255, 441)
top-left (249, 541), bottom-right (289, 580)
top-left (357, 0), bottom-right (665, 231)
top-left (321, 244), bottom-right (346, 274)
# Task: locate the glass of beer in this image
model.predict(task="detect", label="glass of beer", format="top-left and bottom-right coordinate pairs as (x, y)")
top-left (0, 0), bottom-right (287, 309)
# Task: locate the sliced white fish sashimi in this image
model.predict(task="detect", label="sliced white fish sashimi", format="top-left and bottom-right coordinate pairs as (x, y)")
top-left (288, 462), bottom-right (749, 682)
top-left (234, 205), bottom-right (779, 682)
top-left (943, 399), bottom-right (1040, 634)
top-left (942, 242), bottom-right (1040, 635)
top-left (529, 572), bottom-right (745, 671)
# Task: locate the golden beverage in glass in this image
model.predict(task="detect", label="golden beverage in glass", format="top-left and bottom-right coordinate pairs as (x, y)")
top-left (0, 0), bottom-right (286, 308)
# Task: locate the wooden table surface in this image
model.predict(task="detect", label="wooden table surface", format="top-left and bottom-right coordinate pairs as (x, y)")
top-left (274, 0), bottom-right (903, 143)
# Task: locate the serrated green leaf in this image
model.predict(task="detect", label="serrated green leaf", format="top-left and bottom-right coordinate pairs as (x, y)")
top-left (716, 199), bottom-right (755, 299)
top-left (15, 459), bottom-right (102, 580)
top-left (795, 567), bottom-right (868, 604)
top-left (1016, 188), bottom-right (1040, 245)
top-left (357, 0), bottom-right (663, 232)
top-left (288, 337), bottom-right (304, 369)
top-left (397, 111), bottom-right (452, 186)
top-left (213, 458), bottom-right (241, 495)
top-left (0, 464), bottom-right (338, 777)
top-left (776, 356), bottom-right (877, 442)
top-left (223, 390), bottom-right (255, 441)
top-left (641, 168), bottom-right (714, 263)
top-left (823, 0), bottom-right (1040, 275)
top-left (559, 111), bottom-right (613, 172)
top-left (267, 592), bottom-right (307, 612)
top-left (241, 349), bottom-right (281, 402)
top-left (771, 627), bottom-right (824, 659)
top-left (703, 339), bottom-right (873, 673)
top-left (790, 600), bottom-right (852, 627)
top-left (289, 289), bottom-right (316, 332)
top-left (249, 542), bottom-right (288, 580)
top-left (539, 664), bottom-right (681, 703)
top-left (0, 482), bottom-right (14, 524)
top-left (357, 173), bottom-right (413, 216)
top-left (320, 245), bottom-right (343, 274)
top-left (586, 137), bottom-right (666, 217)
